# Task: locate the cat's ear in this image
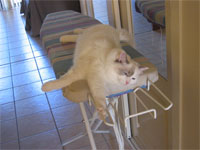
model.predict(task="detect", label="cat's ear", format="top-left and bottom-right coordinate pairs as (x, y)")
top-left (138, 66), bottom-right (149, 74)
top-left (115, 51), bottom-right (127, 64)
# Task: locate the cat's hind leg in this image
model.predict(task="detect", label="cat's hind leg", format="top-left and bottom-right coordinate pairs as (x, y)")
top-left (73, 28), bottom-right (85, 34)
top-left (92, 94), bottom-right (107, 120)
top-left (42, 67), bottom-right (83, 92)
top-left (60, 35), bottom-right (79, 43)
top-left (88, 78), bottom-right (107, 120)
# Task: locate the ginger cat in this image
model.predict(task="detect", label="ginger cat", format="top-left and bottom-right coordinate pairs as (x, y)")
top-left (42, 24), bottom-right (148, 119)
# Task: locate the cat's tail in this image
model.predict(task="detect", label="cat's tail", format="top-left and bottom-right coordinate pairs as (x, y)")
top-left (42, 79), bottom-right (67, 92)
top-left (118, 29), bottom-right (135, 48)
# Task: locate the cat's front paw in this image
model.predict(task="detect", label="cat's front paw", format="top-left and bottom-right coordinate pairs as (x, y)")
top-left (97, 107), bottom-right (107, 121)
top-left (42, 82), bottom-right (54, 92)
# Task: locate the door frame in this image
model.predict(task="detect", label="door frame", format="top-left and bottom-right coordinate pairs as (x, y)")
top-left (80, 0), bottom-right (94, 17)
top-left (166, 0), bottom-right (199, 149)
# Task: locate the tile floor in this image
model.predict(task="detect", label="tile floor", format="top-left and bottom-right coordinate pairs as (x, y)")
top-left (0, 7), bottom-right (133, 150)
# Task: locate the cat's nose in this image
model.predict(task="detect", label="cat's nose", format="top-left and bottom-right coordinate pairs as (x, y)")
top-left (126, 78), bottom-right (131, 85)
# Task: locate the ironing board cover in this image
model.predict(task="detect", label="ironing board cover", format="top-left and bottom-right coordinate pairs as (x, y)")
top-left (40, 10), bottom-right (149, 80)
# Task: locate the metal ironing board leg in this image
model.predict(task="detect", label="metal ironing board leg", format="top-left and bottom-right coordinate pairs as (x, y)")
top-left (79, 102), bottom-right (97, 150)
top-left (109, 97), bottom-right (124, 150)
top-left (62, 102), bottom-right (109, 148)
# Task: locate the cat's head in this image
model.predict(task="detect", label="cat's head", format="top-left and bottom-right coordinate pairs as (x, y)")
top-left (106, 49), bottom-right (148, 86)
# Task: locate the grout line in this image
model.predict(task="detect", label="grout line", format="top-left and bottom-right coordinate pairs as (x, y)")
top-left (7, 31), bottom-right (21, 150)
top-left (0, 76), bottom-right (56, 105)
top-left (16, 103), bottom-right (75, 119)
top-left (0, 79), bottom-right (40, 91)
top-left (0, 62), bottom-right (50, 82)
top-left (17, 121), bottom-right (85, 143)
top-left (0, 129), bottom-right (56, 146)
top-left (28, 36), bottom-right (64, 149)
top-left (102, 133), bottom-right (112, 149)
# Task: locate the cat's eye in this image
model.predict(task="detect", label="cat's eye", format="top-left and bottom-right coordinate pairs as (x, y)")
top-left (124, 72), bottom-right (128, 76)
top-left (132, 77), bottom-right (135, 80)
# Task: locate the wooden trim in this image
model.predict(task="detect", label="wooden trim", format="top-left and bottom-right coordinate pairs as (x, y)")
top-left (118, 0), bottom-right (135, 46)
top-left (125, 0), bottom-right (133, 34)
top-left (113, 0), bottom-right (121, 29)
top-left (87, 0), bottom-right (94, 17)
top-left (80, 0), bottom-right (88, 15)
top-left (79, 0), bottom-right (94, 17)
top-left (107, 0), bottom-right (115, 26)
top-left (166, 0), bottom-right (200, 149)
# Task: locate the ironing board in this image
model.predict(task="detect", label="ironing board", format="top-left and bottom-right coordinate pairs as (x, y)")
top-left (40, 10), bottom-right (172, 149)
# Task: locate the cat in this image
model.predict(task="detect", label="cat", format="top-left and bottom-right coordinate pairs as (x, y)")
top-left (42, 24), bottom-right (148, 120)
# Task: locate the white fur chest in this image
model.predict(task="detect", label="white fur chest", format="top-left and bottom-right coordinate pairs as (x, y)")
top-left (104, 74), bottom-right (127, 95)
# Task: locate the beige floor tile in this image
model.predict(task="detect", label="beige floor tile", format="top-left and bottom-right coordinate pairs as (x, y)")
top-left (0, 88), bottom-right (14, 105)
top-left (8, 39), bottom-right (29, 49)
top-left (12, 70), bottom-right (41, 87)
top-left (39, 67), bottom-right (55, 81)
top-left (0, 140), bottom-right (19, 150)
top-left (15, 94), bottom-right (49, 117)
top-left (20, 130), bottom-right (62, 150)
top-left (0, 37), bottom-right (8, 45)
top-left (107, 138), bottom-right (133, 150)
top-left (52, 104), bottom-right (90, 128)
top-left (14, 81), bottom-right (44, 100)
top-left (8, 33), bottom-right (28, 43)
top-left (35, 56), bottom-right (51, 69)
top-left (31, 43), bottom-right (44, 52)
top-left (0, 64), bottom-right (11, 78)
top-left (102, 129), bottom-right (133, 150)
top-left (10, 52), bottom-right (34, 63)
top-left (47, 90), bottom-right (73, 109)
top-left (0, 102), bottom-right (15, 121)
top-left (18, 110), bottom-right (55, 138)
top-left (11, 59), bottom-right (37, 75)
top-left (33, 49), bottom-right (47, 58)
top-left (0, 77), bottom-right (12, 91)
top-left (82, 141), bottom-right (110, 150)
top-left (0, 50), bottom-right (9, 59)
top-left (0, 57), bottom-right (10, 66)
top-left (0, 119), bottom-right (18, 143)
top-left (59, 122), bottom-right (106, 149)
top-left (9, 45), bottom-right (32, 57)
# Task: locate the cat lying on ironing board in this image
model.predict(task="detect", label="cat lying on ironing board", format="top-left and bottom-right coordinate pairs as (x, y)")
top-left (42, 24), bottom-right (158, 120)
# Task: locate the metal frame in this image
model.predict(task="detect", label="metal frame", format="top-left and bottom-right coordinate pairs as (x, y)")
top-left (62, 79), bottom-right (173, 150)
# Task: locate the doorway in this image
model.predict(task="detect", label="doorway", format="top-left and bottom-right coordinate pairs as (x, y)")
top-left (92, 0), bottom-right (109, 24)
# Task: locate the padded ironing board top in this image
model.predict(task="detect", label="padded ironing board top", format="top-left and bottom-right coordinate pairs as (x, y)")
top-left (40, 10), bottom-right (159, 97)
top-left (40, 10), bottom-right (100, 78)
top-left (40, 10), bottom-right (147, 79)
